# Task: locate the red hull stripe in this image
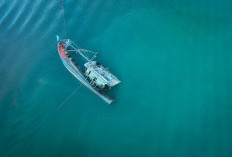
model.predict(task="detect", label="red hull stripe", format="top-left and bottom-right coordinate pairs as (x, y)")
top-left (58, 45), bottom-right (66, 59)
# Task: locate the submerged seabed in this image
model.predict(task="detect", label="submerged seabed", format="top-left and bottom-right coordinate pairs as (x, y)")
top-left (0, 0), bottom-right (232, 156)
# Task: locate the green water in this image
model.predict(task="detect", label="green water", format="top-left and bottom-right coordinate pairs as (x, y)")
top-left (0, 0), bottom-right (232, 156)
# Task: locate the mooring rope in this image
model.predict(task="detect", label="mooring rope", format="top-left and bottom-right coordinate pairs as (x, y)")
top-left (61, 0), bottom-right (67, 38)
top-left (56, 83), bottom-right (82, 110)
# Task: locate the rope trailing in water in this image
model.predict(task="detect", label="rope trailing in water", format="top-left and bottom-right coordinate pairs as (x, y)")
top-left (56, 84), bottom-right (82, 110)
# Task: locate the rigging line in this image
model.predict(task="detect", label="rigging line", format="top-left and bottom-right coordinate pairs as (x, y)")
top-left (56, 83), bottom-right (82, 110)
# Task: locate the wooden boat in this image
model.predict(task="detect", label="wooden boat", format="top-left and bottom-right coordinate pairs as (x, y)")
top-left (56, 35), bottom-right (120, 104)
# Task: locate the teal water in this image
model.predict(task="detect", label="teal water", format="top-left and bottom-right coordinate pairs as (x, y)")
top-left (0, 0), bottom-right (232, 156)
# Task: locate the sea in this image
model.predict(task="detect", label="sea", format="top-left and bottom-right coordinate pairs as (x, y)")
top-left (0, 0), bottom-right (232, 156)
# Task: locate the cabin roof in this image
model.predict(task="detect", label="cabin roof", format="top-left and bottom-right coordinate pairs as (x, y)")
top-left (84, 61), bottom-right (120, 87)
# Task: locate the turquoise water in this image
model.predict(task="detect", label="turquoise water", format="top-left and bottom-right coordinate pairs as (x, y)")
top-left (1, 0), bottom-right (232, 156)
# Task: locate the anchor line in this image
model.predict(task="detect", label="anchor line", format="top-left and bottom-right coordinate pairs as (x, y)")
top-left (56, 83), bottom-right (82, 110)
top-left (61, 0), bottom-right (67, 38)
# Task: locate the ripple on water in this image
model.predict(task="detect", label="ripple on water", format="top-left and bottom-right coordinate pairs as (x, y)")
top-left (15, 0), bottom-right (43, 36)
top-left (0, 0), bottom-right (19, 26)
top-left (6, 1), bottom-right (30, 32)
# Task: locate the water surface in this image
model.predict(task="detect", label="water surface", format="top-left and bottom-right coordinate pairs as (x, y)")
top-left (0, 0), bottom-right (232, 156)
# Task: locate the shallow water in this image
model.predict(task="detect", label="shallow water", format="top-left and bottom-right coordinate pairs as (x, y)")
top-left (0, 0), bottom-right (232, 156)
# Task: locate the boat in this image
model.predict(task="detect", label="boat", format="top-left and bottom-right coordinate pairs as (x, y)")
top-left (56, 35), bottom-right (120, 104)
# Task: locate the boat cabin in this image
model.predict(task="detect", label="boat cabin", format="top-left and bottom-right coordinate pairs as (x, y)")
top-left (84, 61), bottom-right (120, 89)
